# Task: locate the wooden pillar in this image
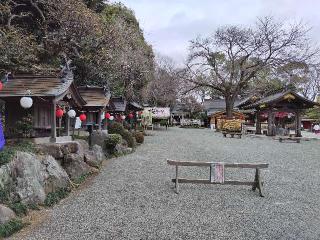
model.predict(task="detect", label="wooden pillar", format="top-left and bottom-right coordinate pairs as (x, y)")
top-left (295, 110), bottom-right (302, 137)
top-left (98, 110), bottom-right (102, 130)
top-left (267, 108), bottom-right (273, 136)
top-left (256, 110), bottom-right (262, 135)
top-left (66, 114), bottom-right (70, 136)
top-left (51, 100), bottom-right (57, 142)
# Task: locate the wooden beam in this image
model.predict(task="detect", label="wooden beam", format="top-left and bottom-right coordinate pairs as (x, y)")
top-left (167, 160), bottom-right (269, 169)
top-left (256, 110), bottom-right (262, 135)
top-left (171, 178), bottom-right (256, 186)
top-left (50, 100), bottom-right (57, 142)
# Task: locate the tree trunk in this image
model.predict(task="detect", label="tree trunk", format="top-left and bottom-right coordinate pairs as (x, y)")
top-left (225, 95), bottom-right (235, 118)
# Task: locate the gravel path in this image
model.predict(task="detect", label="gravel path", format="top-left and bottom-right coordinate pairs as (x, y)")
top-left (10, 128), bottom-right (320, 240)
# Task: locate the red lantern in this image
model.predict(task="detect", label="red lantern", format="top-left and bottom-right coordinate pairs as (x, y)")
top-left (128, 113), bottom-right (134, 119)
top-left (79, 113), bottom-right (87, 122)
top-left (105, 113), bottom-right (111, 119)
top-left (56, 109), bottom-right (64, 118)
top-left (138, 111), bottom-right (143, 116)
top-left (0, 82), bottom-right (3, 91)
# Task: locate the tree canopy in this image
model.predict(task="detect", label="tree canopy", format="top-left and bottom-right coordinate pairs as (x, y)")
top-left (0, 0), bottom-right (154, 101)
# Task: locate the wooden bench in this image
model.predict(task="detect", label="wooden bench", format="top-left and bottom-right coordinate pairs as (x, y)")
top-left (167, 160), bottom-right (269, 197)
top-left (279, 136), bottom-right (301, 143)
top-left (222, 131), bottom-right (242, 138)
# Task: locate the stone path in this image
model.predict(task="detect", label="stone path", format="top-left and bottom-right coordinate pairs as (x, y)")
top-left (10, 128), bottom-right (320, 240)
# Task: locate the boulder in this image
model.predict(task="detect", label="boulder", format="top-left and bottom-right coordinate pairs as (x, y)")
top-left (10, 151), bottom-right (46, 205)
top-left (74, 140), bottom-right (89, 157)
top-left (7, 151), bottom-right (70, 205)
top-left (35, 143), bottom-right (64, 159)
top-left (0, 204), bottom-right (16, 225)
top-left (84, 145), bottom-right (105, 168)
top-left (41, 155), bottom-right (70, 194)
top-left (0, 165), bottom-right (12, 190)
top-left (91, 130), bottom-right (109, 149)
top-left (63, 154), bottom-right (91, 180)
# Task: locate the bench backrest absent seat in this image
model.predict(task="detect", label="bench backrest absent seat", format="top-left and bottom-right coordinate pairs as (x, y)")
top-left (167, 159), bottom-right (269, 197)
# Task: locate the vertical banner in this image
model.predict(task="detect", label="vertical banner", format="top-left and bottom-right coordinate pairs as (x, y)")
top-left (0, 114), bottom-right (5, 151)
top-left (210, 163), bottom-right (225, 184)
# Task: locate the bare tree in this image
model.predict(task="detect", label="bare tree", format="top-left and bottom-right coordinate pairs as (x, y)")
top-left (146, 55), bottom-right (180, 107)
top-left (183, 17), bottom-right (318, 117)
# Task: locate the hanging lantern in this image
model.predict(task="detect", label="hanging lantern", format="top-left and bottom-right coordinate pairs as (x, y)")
top-left (121, 115), bottom-right (126, 120)
top-left (0, 82), bottom-right (3, 91)
top-left (105, 113), bottom-right (111, 119)
top-left (56, 108), bottom-right (64, 118)
top-left (109, 116), bottom-right (114, 121)
top-left (138, 111), bottom-right (143, 116)
top-left (79, 113), bottom-right (87, 122)
top-left (128, 113), bottom-right (134, 119)
top-left (67, 109), bottom-right (76, 118)
top-left (20, 96), bottom-right (33, 109)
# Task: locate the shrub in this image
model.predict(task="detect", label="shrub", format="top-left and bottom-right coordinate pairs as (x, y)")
top-left (122, 130), bottom-right (135, 148)
top-left (108, 122), bottom-right (126, 135)
top-left (134, 131), bottom-right (144, 144)
top-left (9, 202), bottom-right (28, 217)
top-left (0, 219), bottom-right (25, 238)
top-left (108, 123), bottom-right (135, 148)
top-left (104, 134), bottom-right (122, 153)
top-left (44, 188), bottom-right (70, 207)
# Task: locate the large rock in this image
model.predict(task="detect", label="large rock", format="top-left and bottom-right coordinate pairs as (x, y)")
top-left (41, 155), bottom-right (70, 194)
top-left (0, 165), bottom-right (12, 190)
top-left (8, 152), bottom-right (70, 205)
top-left (63, 154), bottom-right (91, 180)
top-left (75, 140), bottom-right (89, 158)
top-left (84, 145), bottom-right (105, 168)
top-left (36, 142), bottom-right (82, 160)
top-left (91, 130), bottom-right (109, 149)
top-left (35, 143), bottom-right (64, 159)
top-left (0, 204), bottom-right (16, 225)
top-left (10, 152), bottom-right (46, 204)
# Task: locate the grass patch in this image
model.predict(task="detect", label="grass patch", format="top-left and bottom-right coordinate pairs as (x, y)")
top-left (0, 141), bottom-right (36, 167)
top-left (44, 188), bottom-right (70, 207)
top-left (0, 219), bottom-right (25, 238)
top-left (72, 135), bottom-right (89, 142)
top-left (73, 173), bottom-right (93, 185)
top-left (9, 202), bottom-right (28, 217)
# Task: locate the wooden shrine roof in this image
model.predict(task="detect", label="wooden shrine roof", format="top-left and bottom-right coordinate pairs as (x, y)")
top-left (78, 86), bottom-right (111, 109)
top-left (242, 90), bottom-right (318, 110)
top-left (109, 97), bottom-right (127, 112)
top-left (0, 72), bottom-right (74, 98)
top-left (0, 71), bottom-right (87, 107)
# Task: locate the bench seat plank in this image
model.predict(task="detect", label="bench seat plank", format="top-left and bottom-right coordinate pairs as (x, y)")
top-left (167, 160), bottom-right (268, 169)
top-left (172, 178), bottom-right (256, 186)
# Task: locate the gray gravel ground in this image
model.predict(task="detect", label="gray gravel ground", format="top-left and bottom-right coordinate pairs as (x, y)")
top-left (10, 128), bottom-right (320, 240)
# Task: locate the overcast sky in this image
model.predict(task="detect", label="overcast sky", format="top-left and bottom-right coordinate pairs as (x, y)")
top-left (114, 0), bottom-right (320, 65)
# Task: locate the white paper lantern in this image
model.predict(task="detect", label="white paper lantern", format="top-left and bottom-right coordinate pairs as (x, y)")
top-left (109, 116), bottom-right (114, 121)
top-left (67, 109), bottom-right (76, 118)
top-left (121, 115), bottom-right (126, 120)
top-left (20, 97), bottom-right (33, 109)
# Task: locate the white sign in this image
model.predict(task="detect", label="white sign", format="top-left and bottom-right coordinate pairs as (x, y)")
top-left (145, 107), bottom-right (170, 119)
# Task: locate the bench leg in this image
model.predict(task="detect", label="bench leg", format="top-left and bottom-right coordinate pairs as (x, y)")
top-left (257, 169), bottom-right (264, 197)
top-left (175, 165), bottom-right (179, 194)
top-left (252, 168), bottom-right (258, 191)
top-left (252, 168), bottom-right (264, 197)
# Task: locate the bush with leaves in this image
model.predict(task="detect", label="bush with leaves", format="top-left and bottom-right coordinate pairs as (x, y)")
top-left (122, 130), bottom-right (135, 148)
top-left (133, 131), bottom-right (144, 144)
top-left (104, 134), bottom-right (122, 154)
